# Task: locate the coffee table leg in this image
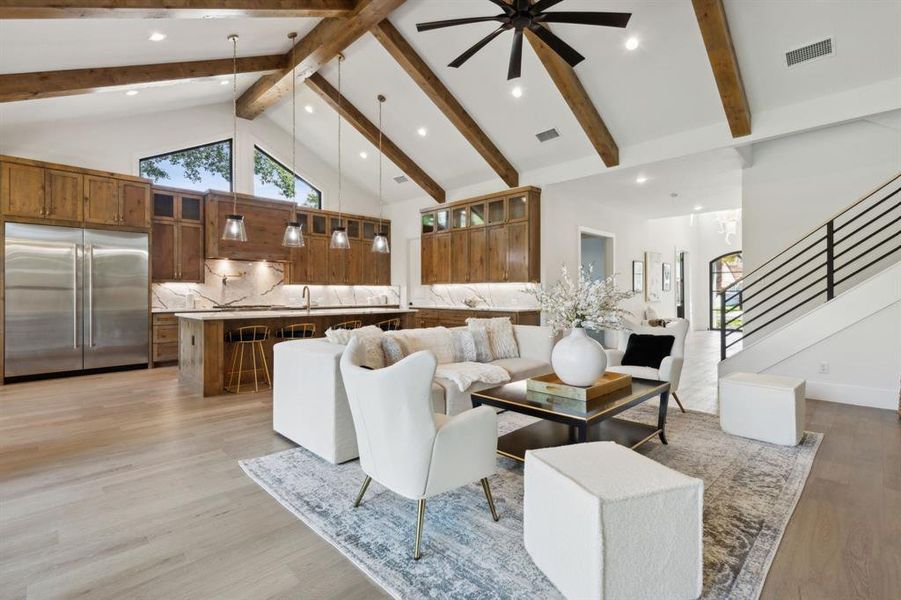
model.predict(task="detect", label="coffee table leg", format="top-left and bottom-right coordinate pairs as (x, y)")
top-left (658, 391), bottom-right (670, 445)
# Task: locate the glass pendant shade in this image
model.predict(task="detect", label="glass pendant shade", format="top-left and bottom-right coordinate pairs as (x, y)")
top-left (283, 221), bottom-right (305, 247)
top-left (330, 227), bottom-right (350, 250)
top-left (371, 232), bottom-right (390, 254)
top-left (222, 214), bottom-right (247, 242)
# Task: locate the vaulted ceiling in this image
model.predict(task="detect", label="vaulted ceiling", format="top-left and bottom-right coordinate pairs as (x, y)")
top-left (1, 0), bottom-right (899, 209)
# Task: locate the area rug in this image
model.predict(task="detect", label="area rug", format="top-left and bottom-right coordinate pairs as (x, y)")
top-left (240, 406), bottom-right (821, 600)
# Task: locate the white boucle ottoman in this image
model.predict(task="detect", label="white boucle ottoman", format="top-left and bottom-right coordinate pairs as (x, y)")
top-left (523, 442), bottom-right (704, 600)
top-left (719, 372), bottom-right (805, 446)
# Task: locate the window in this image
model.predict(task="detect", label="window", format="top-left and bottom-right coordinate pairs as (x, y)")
top-left (253, 146), bottom-right (322, 208)
top-left (710, 251), bottom-right (743, 331)
top-left (139, 139), bottom-right (232, 193)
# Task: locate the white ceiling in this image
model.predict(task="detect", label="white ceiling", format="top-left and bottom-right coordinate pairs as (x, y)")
top-left (1, 1), bottom-right (898, 213)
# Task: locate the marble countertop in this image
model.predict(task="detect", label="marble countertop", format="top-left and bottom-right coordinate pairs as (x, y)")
top-left (175, 307), bottom-right (415, 321)
top-left (410, 305), bottom-right (540, 313)
top-left (155, 304), bottom-right (400, 314)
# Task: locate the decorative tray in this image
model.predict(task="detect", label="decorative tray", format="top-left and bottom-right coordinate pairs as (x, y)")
top-left (527, 372), bottom-right (632, 401)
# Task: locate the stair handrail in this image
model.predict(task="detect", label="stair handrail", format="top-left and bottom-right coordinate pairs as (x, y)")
top-left (717, 172), bottom-right (901, 296)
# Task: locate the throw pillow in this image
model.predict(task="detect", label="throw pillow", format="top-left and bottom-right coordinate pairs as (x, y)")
top-left (469, 326), bottom-right (495, 363)
top-left (387, 327), bottom-right (456, 364)
top-left (621, 334), bottom-right (675, 369)
top-left (324, 327), bottom-right (353, 345)
top-left (381, 335), bottom-right (406, 366)
top-left (326, 325), bottom-right (385, 369)
top-left (451, 329), bottom-right (478, 362)
top-left (466, 317), bottom-right (519, 359)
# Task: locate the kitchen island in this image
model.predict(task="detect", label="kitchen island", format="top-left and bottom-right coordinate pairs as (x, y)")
top-left (176, 307), bottom-right (415, 396)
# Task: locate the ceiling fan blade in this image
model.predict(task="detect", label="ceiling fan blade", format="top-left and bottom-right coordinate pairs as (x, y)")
top-left (540, 11), bottom-right (632, 28)
top-left (531, 0), bottom-right (566, 13)
top-left (508, 29), bottom-right (524, 80)
top-left (416, 15), bottom-right (506, 33)
top-left (448, 24), bottom-right (510, 69)
top-left (528, 24), bottom-right (585, 67)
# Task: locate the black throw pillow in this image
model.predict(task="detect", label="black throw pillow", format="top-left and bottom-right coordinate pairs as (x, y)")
top-left (621, 334), bottom-right (675, 369)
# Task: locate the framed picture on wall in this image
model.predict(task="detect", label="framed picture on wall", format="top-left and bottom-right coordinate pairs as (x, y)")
top-left (632, 260), bottom-right (644, 292)
top-left (662, 263), bottom-right (672, 292)
top-left (645, 251), bottom-right (663, 302)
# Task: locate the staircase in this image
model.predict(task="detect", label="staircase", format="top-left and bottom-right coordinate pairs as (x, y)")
top-left (717, 173), bottom-right (900, 409)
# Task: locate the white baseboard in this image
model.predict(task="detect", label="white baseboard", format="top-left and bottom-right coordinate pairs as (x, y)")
top-left (805, 380), bottom-right (899, 411)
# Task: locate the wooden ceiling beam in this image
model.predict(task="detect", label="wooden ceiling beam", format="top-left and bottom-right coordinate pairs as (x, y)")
top-left (0, 0), bottom-right (356, 19)
top-left (691, 0), bottom-right (751, 137)
top-left (236, 0), bottom-right (405, 120)
top-left (525, 26), bottom-right (619, 167)
top-left (371, 19), bottom-right (519, 189)
top-left (0, 55), bottom-right (285, 103)
top-left (306, 72), bottom-right (446, 204)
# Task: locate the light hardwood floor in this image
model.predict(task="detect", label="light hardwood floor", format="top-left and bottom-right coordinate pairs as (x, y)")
top-left (1, 367), bottom-right (898, 599)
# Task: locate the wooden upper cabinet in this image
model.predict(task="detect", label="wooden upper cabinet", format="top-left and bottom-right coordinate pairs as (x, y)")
top-left (83, 175), bottom-right (120, 225)
top-left (346, 239), bottom-right (364, 285)
top-left (205, 193), bottom-right (292, 262)
top-left (177, 224), bottom-right (204, 282)
top-left (420, 186), bottom-right (539, 284)
top-left (152, 220), bottom-right (177, 282)
top-left (328, 245), bottom-right (346, 284)
top-left (45, 169), bottom-right (83, 223)
top-left (119, 181), bottom-right (151, 228)
top-left (1, 162), bottom-right (45, 218)
top-left (307, 236), bottom-right (329, 284)
top-left (151, 188), bottom-right (204, 283)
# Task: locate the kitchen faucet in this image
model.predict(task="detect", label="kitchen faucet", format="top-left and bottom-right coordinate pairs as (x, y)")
top-left (302, 286), bottom-right (311, 315)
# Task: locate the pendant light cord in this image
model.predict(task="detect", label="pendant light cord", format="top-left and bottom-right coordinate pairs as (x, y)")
top-left (378, 97), bottom-right (383, 229)
top-left (336, 56), bottom-right (343, 222)
top-left (231, 34), bottom-right (238, 214)
top-left (290, 34), bottom-right (297, 206)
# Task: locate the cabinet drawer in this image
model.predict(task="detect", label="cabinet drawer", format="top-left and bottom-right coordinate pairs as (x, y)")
top-left (153, 313), bottom-right (178, 326)
top-left (153, 342), bottom-right (179, 363)
top-left (153, 325), bottom-right (178, 343)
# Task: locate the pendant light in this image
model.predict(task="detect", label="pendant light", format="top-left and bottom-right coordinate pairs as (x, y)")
top-left (372, 94), bottom-right (390, 254)
top-left (282, 31), bottom-right (305, 248)
top-left (329, 54), bottom-right (350, 250)
top-left (222, 33), bottom-right (247, 242)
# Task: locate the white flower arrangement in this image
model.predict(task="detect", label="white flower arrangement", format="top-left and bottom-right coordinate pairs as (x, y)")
top-left (527, 265), bottom-right (635, 333)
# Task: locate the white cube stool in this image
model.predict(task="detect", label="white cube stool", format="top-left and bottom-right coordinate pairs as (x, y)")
top-left (719, 372), bottom-right (805, 446)
top-left (524, 442), bottom-right (704, 600)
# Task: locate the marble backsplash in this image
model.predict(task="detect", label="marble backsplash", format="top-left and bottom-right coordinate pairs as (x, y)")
top-left (409, 283), bottom-right (540, 310)
top-left (152, 260), bottom-right (400, 310)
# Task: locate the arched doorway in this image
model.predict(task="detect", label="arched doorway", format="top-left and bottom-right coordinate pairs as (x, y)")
top-left (710, 251), bottom-right (743, 330)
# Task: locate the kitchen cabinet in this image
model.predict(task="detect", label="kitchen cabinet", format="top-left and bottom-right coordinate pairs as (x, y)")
top-left (205, 192), bottom-right (293, 262)
top-left (0, 162), bottom-right (45, 219)
top-left (151, 313), bottom-right (179, 365)
top-left (419, 186), bottom-right (540, 284)
top-left (151, 188), bottom-right (204, 283)
top-left (83, 175), bottom-right (120, 225)
top-left (119, 181), bottom-right (151, 228)
top-left (45, 169), bottom-right (83, 222)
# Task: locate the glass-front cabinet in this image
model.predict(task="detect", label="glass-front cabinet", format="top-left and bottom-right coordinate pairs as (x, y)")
top-left (487, 198), bottom-right (505, 225)
top-left (469, 203), bottom-right (486, 227)
top-left (435, 209), bottom-right (449, 232)
top-left (452, 206), bottom-right (468, 229)
top-left (421, 212), bottom-right (435, 235)
top-left (507, 194), bottom-right (528, 222)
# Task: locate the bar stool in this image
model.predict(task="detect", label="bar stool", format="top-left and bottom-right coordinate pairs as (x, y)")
top-left (225, 325), bottom-right (271, 393)
top-left (375, 318), bottom-right (401, 331)
top-left (275, 322), bottom-right (317, 340)
top-left (332, 319), bottom-right (362, 330)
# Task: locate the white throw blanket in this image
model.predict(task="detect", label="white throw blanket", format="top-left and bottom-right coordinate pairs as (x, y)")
top-left (434, 361), bottom-right (511, 392)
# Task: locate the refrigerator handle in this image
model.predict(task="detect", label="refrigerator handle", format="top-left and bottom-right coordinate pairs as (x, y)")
top-left (86, 243), bottom-right (94, 348)
top-left (73, 244), bottom-right (79, 349)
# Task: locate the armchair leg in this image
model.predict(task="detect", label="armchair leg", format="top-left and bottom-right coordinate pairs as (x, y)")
top-left (481, 478), bottom-right (499, 522)
top-left (413, 499), bottom-right (426, 560)
top-left (672, 392), bottom-right (686, 413)
top-left (353, 476), bottom-right (372, 508)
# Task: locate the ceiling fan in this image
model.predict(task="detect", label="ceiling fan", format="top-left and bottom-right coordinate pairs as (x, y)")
top-left (416, 0), bottom-right (632, 80)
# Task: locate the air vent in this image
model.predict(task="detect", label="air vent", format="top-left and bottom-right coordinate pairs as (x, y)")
top-left (536, 128), bottom-right (560, 143)
top-left (393, 175), bottom-right (409, 184)
top-left (785, 38), bottom-right (834, 67)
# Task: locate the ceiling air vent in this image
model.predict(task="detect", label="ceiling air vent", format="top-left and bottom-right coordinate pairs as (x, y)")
top-left (536, 128), bottom-right (560, 143)
top-left (785, 38), bottom-right (834, 68)
top-left (393, 175), bottom-right (409, 184)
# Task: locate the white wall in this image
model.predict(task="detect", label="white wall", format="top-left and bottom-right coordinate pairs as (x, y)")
top-left (0, 102), bottom-right (380, 217)
top-left (742, 117), bottom-right (901, 274)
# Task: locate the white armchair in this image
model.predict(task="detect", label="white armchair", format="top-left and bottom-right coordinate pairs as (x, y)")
top-left (606, 319), bottom-right (689, 412)
top-left (339, 338), bottom-right (500, 560)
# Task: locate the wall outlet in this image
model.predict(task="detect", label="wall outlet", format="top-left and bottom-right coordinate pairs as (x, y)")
top-left (818, 362), bottom-right (830, 374)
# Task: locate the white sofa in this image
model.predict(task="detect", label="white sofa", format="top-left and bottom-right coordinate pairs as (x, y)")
top-left (273, 324), bottom-right (556, 464)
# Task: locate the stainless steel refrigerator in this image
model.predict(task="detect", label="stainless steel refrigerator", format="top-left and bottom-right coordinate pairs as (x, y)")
top-left (4, 223), bottom-right (149, 378)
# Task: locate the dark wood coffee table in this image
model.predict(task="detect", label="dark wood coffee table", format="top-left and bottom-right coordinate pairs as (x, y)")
top-left (471, 376), bottom-right (671, 462)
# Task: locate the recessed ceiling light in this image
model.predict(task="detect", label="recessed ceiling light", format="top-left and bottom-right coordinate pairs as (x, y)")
top-left (417, 127), bottom-right (427, 137)
top-left (359, 152), bottom-right (368, 159)
top-left (148, 32), bottom-right (167, 42)
top-left (694, 205), bottom-right (703, 211)
top-left (635, 175), bottom-right (648, 184)
top-left (125, 90), bottom-right (139, 96)
top-left (511, 86), bottom-right (523, 98)
top-left (625, 36), bottom-right (639, 51)
top-left (304, 105), bottom-right (314, 114)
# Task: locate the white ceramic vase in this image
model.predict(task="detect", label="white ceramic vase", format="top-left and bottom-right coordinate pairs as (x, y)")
top-left (551, 327), bottom-right (607, 387)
